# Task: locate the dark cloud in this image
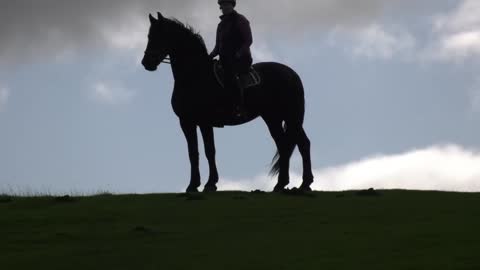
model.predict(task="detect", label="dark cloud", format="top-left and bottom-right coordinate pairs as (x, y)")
top-left (0, 0), bottom-right (197, 65)
top-left (0, 0), bottom-right (424, 65)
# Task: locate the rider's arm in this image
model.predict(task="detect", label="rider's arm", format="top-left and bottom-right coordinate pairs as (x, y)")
top-left (210, 44), bottom-right (219, 58)
top-left (237, 16), bottom-right (253, 58)
top-left (210, 26), bottom-right (220, 58)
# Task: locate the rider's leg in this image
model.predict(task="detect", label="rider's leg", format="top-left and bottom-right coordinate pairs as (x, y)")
top-left (221, 58), bottom-right (237, 108)
top-left (221, 58), bottom-right (245, 117)
top-left (232, 58), bottom-right (252, 116)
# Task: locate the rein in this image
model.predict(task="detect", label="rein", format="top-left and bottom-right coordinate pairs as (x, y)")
top-left (162, 56), bottom-right (171, 64)
top-left (144, 50), bottom-right (171, 65)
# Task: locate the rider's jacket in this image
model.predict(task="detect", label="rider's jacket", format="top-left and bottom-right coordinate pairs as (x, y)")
top-left (212, 10), bottom-right (253, 63)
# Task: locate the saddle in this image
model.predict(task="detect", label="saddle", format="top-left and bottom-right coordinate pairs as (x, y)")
top-left (213, 60), bottom-right (261, 89)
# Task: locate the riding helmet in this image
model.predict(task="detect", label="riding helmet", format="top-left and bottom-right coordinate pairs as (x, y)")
top-left (218, 0), bottom-right (236, 6)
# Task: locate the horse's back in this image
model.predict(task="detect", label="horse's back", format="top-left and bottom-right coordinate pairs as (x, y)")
top-left (244, 61), bottom-right (305, 121)
top-left (251, 61), bottom-right (304, 100)
top-left (253, 62), bottom-right (303, 90)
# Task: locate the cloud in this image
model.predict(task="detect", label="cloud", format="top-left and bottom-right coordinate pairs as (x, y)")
top-left (329, 24), bottom-right (416, 60)
top-left (240, 0), bottom-right (408, 34)
top-left (251, 42), bottom-right (277, 62)
top-left (219, 145), bottom-right (480, 192)
top-left (0, 0), bottom-right (195, 65)
top-left (430, 0), bottom-right (480, 61)
top-left (0, 0), bottom-right (423, 66)
top-left (219, 175), bottom-right (276, 192)
top-left (99, 17), bottom-right (149, 51)
top-left (91, 82), bottom-right (136, 105)
top-left (0, 86), bottom-right (10, 111)
top-left (433, 0), bottom-right (480, 33)
top-left (440, 31), bottom-right (480, 57)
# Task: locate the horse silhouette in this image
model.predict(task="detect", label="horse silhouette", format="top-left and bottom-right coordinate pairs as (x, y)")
top-left (142, 12), bottom-right (314, 192)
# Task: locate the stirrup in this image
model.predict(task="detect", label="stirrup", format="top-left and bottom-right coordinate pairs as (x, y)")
top-left (233, 105), bottom-right (247, 119)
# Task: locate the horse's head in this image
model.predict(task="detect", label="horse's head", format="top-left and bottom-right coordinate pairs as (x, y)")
top-left (142, 12), bottom-right (170, 71)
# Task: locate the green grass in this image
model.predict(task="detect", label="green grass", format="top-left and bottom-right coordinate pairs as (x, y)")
top-left (1, 190), bottom-right (479, 269)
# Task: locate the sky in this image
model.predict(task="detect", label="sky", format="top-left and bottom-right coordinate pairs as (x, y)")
top-left (1, 0), bottom-right (479, 195)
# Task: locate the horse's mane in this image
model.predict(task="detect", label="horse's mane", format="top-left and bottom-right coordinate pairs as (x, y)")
top-left (167, 17), bottom-right (209, 56)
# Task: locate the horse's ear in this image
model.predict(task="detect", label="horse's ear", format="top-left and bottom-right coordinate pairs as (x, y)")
top-left (157, 12), bottom-right (164, 20)
top-left (149, 13), bottom-right (157, 24)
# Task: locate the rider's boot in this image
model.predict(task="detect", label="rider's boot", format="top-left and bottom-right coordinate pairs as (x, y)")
top-left (233, 75), bottom-right (247, 119)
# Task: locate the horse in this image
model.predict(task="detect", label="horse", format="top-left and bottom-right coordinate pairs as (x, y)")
top-left (141, 12), bottom-right (314, 193)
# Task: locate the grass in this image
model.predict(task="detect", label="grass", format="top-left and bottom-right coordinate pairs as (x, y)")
top-left (1, 190), bottom-right (479, 269)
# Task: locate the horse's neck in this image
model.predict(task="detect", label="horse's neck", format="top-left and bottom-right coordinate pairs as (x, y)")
top-left (169, 48), bottom-right (212, 85)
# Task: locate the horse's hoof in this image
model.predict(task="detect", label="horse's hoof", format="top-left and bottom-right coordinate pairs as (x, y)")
top-left (273, 185), bottom-right (287, 193)
top-left (186, 186), bottom-right (199, 193)
top-left (203, 184), bottom-right (217, 193)
top-left (299, 185), bottom-right (312, 192)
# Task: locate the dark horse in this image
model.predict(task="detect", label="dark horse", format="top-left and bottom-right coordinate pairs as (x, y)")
top-left (142, 12), bottom-right (314, 192)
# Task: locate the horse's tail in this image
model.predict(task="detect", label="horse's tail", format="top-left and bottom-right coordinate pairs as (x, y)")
top-left (269, 122), bottom-right (288, 176)
top-left (269, 68), bottom-right (305, 177)
top-left (270, 151), bottom-right (281, 176)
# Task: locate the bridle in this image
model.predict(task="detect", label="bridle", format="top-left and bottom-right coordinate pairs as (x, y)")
top-left (144, 49), bottom-right (171, 65)
top-left (162, 57), bottom-right (171, 64)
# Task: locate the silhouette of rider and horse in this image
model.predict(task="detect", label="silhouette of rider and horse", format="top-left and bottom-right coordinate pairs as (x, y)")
top-left (142, 0), bottom-right (314, 193)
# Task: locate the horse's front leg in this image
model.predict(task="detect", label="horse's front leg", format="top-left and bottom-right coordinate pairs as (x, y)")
top-left (200, 125), bottom-right (219, 192)
top-left (180, 119), bottom-right (201, 193)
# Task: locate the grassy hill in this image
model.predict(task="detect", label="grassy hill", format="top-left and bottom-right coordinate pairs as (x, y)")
top-left (1, 190), bottom-right (479, 269)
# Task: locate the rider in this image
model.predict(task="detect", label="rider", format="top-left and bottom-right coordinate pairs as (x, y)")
top-left (209, 0), bottom-right (253, 118)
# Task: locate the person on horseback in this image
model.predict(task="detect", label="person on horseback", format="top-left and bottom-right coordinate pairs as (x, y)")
top-left (209, 0), bottom-right (253, 118)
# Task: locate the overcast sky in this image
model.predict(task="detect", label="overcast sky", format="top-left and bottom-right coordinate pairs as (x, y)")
top-left (1, 0), bottom-right (479, 194)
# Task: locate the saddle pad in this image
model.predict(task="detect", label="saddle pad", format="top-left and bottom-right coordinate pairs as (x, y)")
top-left (214, 60), bottom-right (261, 89)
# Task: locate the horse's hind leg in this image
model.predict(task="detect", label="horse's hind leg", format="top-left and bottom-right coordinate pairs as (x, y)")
top-left (200, 125), bottom-right (219, 192)
top-left (264, 118), bottom-right (290, 191)
top-left (298, 128), bottom-right (314, 191)
top-left (277, 127), bottom-right (298, 191)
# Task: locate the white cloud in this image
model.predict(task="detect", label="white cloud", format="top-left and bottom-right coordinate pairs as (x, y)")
top-left (329, 24), bottom-right (416, 60)
top-left (219, 145), bottom-right (480, 192)
top-left (220, 175), bottom-right (276, 192)
top-left (251, 43), bottom-right (277, 62)
top-left (241, 0), bottom-right (409, 34)
top-left (431, 0), bottom-right (480, 61)
top-left (91, 82), bottom-right (136, 105)
top-left (0, 86), bottom-right (10, 111)
top-left (439, 31), bottom-right (480, 59)
top-left (100, 15), bottom-right (149, 51)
